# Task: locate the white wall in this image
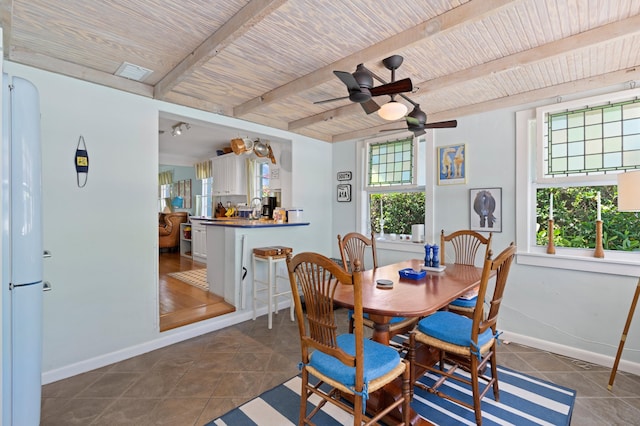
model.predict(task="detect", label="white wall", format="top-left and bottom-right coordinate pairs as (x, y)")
top-left (2, 61), bottom-right (334, 382)
top-left (331, 105), bottom-right (640, 373)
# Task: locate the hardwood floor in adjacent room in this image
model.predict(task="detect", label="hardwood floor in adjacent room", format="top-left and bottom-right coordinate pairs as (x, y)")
top-left (159, 251), bottom-right (235, 331)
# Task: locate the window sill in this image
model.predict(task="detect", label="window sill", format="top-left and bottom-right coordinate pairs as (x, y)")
top-left (517, 247), bottom-right (640, 277)
top-left (375, 238), bottom-right (425, 254)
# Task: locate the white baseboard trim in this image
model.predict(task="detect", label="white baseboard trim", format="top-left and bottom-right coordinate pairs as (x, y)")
top-left (42, 300), bottom-right (295, 385)
top-left (42, 309), bottom-right (254, 384)
top-left (501, 330), bottom-right (640, 377)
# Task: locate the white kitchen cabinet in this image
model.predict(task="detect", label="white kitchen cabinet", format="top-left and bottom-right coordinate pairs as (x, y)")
top-left (211, 154), bottom-right (247, 196)
top-left (191, 221), bottom-right (207, 263)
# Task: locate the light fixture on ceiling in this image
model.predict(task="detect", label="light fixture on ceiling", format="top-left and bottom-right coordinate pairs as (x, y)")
top-left (171, 122), bottom-right (190, 137)
top-left (377, 55), bottom-right (408, 121)
top-left (378, 97), bottom-right (408, 121)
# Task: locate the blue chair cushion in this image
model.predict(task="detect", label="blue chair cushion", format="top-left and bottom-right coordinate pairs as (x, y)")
top-left (416, 310), bottom-right (494, 348)
top-left (449, 296), bottom-right (477, 308)
top-left (348, 309), bottom-right (409, 324)
top-left (308, 333), bottom-right (400, 388)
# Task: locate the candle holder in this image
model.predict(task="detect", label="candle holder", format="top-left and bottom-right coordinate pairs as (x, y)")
top-left (594, 220), bottom-right (605, 258)
top-left (547, 219), bottom-right (556, 254)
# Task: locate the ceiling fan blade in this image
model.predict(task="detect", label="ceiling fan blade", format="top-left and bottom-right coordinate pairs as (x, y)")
top-left (313, 96), bottom-right (349, 105)
top-left (412, 129), bottom-right (426, 136)
top-left (370, 78), bottom-right (413, 97)
top-left (334, 70), bottom-right (360, 92)
top-left (424, 120), bottom-right (457, 129)
top-left (360, 99), bottom-right (380, 114)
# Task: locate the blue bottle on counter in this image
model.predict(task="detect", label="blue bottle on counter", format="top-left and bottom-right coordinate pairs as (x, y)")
top-left (424, 244), bottom-right (432, 267)
top-left (431, 245), bottom-right (440, 268)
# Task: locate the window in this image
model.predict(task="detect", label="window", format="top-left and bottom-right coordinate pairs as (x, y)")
top-left (201, 177), bottom-right (213, 217)
top-left (516, 86), bottom-right (640, 275)
top-left (249, 159), bottom-right (271, 200)
top-left (361, 134), bottom-right (428, 245)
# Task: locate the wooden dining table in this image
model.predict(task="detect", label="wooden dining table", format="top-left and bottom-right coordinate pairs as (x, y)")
top-left (333, 258), bottom-right (487, 345)
top-left (332, 258), bottom-right (488, 426)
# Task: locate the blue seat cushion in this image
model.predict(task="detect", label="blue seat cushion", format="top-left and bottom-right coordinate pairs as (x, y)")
top-left (416, 311), bottom-right (494, 348)
top-left (449, 296), bottom-right (477, 308)
top-left (348, 309), bottom-right (409, 324)
top-left (308, 334), bottom-right (400, 388)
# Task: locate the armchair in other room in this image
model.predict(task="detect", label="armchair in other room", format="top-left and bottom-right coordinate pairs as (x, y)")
top-left (159, 212), bottom-right (188, 250)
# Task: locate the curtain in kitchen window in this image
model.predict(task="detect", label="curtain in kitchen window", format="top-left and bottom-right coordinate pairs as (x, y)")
top-left (195, 160), bottom-right (212, 179)
top-left (246, 159), bottom-right (256, 204)
top-left (158, 170), bottom-right (173, 185)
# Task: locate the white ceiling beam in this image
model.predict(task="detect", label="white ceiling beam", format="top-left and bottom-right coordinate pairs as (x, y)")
top-left (0, 0), bottom-right (13, 58)
top-left (8, 47), bottom-right (154, 97)
top-left (234, 0), bottom-right (518, 117)
top-left (154, 0), bottom-right (287, 99)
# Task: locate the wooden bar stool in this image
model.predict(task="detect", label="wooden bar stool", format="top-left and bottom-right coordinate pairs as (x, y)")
top-left (252, 246), bottom-right (294, 329)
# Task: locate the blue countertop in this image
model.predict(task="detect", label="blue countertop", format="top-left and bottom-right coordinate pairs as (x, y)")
top-left (201, 219), bottom-right (309, 228)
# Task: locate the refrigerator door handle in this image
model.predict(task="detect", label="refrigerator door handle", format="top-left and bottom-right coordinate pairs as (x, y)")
top-left (43, 281), bottom-right (52, 292)
top-left (43, 250), bottom-right (52, 258)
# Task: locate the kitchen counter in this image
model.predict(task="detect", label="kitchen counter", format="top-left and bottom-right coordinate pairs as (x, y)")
top-left (204, 218), bottom-right (309, 228)
top-left (205, 219), bottom-right (311, 311)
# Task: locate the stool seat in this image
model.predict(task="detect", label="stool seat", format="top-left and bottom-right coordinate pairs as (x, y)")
top-left (252, 247), bottom-right (294, 329)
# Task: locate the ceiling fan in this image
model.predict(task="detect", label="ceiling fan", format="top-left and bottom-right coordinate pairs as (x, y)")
top-left (382, 104), bottom-right (457, 136)
top-left (314, 61), bottom-right (413, 114)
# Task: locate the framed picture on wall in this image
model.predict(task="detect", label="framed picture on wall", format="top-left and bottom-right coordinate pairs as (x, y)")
top-left (337, 184), bottom-right (351, 202)
top-left (337, 171), bottom-right (352, 181)
top-left (437, 144), bottom-right (466, 185)
top-left (469, 187), bottom-right (502, 232)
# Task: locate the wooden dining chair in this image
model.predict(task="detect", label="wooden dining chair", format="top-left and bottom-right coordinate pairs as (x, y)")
top-left (440, 229), bottom-right (493, 318)
top-left (286, 252), bottom-right (411, 426)
top-left (337, 232), bottom-right (417, 342)
top-left (408, 243), bottom-right (517, 426)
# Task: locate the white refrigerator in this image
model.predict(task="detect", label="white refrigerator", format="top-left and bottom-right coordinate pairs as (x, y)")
top-left (1, 74), bottom-right (44, 426)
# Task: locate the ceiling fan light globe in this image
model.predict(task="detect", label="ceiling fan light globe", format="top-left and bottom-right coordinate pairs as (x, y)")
top-left (378, 101), bottom-right (408, 121)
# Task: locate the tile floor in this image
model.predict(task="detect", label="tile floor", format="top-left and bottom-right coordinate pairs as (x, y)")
top-left (41, 309), bottom-right (640, 425)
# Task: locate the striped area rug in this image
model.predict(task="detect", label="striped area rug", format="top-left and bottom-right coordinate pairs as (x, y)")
top-left (209, 365), bottom-right (575, 425)
top-left (167, 268), bottom-right (208, 290)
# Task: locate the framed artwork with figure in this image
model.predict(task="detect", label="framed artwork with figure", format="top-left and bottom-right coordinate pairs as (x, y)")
top-left (470, 188), bottom-right (502, 232)
top-left (437, 143), bottom-right (466, 185)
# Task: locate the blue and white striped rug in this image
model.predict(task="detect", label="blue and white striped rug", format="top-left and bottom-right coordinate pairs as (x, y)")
top-left (209, 364), bottom-right (576, 425)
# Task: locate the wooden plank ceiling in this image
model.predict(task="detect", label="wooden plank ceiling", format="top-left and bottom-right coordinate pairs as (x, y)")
top-left (3, 0), bottom-right (640, 143)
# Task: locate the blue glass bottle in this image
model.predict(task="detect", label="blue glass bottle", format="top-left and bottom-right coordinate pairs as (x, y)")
top-left (424, 244), bottom-right (432, 267)
top-left (431, 245), bottom-right (440, 268)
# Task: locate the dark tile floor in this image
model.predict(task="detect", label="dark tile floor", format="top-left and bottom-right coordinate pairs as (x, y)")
top-left (41, 309), bottom-right (640, 425)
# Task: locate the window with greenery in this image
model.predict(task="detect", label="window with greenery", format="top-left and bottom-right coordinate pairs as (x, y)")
top-left (536, 186), bottom-right (640, 251)
top-left (533, 88), bottom-right (640, 253)
top-left (364, 136), bottom-right (425, 240)
top-left (369, 193), bottom-right (425, 235)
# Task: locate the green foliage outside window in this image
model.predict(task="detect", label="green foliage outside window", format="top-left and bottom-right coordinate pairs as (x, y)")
top-left (536, 186), bottom-right (640, 251)
top-left (370, 192), bottom-right (425, 235)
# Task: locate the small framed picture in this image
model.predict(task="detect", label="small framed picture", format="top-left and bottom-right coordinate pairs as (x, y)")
top-left (337, 184), bottom-right (351, 202)
top-left (337, 171), bottom-right (352, 181)
top-left (469, 188), bottom-right (502, 232)
top-left (438, 144), bottom-right (466, 185)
